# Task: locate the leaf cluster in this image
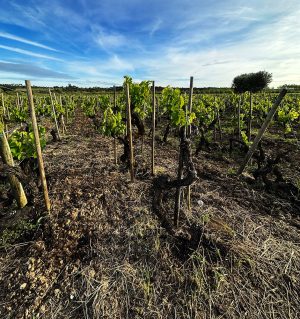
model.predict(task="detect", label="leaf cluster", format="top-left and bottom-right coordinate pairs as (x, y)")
top-left (123, 76), bottom-right (151, 119)
top-left (161, 86), bottom-right (195, 127)
top-left (9, 125), bottom-right (46, 160)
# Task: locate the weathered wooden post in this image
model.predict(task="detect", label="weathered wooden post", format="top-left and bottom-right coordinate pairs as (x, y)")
top-left (213, 97), bottom-right (217, 141)
top-left (187, 76), bottom-right (193, 211)
top-left (2, 93), bottom-right (10, 121)
top-left (238, 95), bottom-right (241, 139)
top-left (248, 92), bottom-right (253, 141)
top-left (151, 81), bottom-right (156, 175)
top-left (1, 93), bottom-right (5, 121)
top-left (16, 92), bottom-right (20, 110)
top-left (26, 80), bottom-right (51, 211)
top-left (49, 89), bottom-right (61, 140)
top-left (66, 96), bottom-right (69, 124)
top-left (126, 83), bottom-right (134, 182)
top-left (59, 95), bottom-right (67, 134)
top-left (113, 86), bottom-right (118, 165)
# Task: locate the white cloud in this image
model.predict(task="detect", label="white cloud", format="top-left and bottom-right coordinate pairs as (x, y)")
top-left (65, 54), bottom-right (134, 81)
top-left (0, 45), bottom-right (63, 61)
top-left (0, 31), bottom-right (59, 52)
top-left (149, 18), bottom-right (162, 36)
top-left (108, 55), bottom-right (134, 71)
top-left (95, 30), bottom-right (126, 49)
top-left (131, 6), bottom-right (300, 87)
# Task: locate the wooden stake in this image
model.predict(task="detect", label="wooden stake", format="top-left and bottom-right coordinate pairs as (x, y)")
top-left (0, 132), bottom-right (28, 208)
top-left (156, 96), bottom-right (160, 124)
top-left (62, 115), bottom-right (67, 135)
top-left (174, 147), bottom-right (184, 227)
top-left (126, 84), bottom-right (134, 182)
top-left (1, 93), bottom-right (5, 118)
top-left (216, 105), bottom-right (222, 140)
top-left (238, 89), bottom-right (287, 175)
top-left (66, 96), bottom-right (69, 124)
top-left (26, 80), bottom-right (51, 211)
top-left (187, 76), bottom-right (193, 211)
top-left (113, 86), bottom-right (117, 165)
top-left (2, 93), bottom-right (10, 121)
top-left (16, 92), bottom-right (20, 110)
top-left (238, 95), bottom-right (241, 139)
top-left (248, 92), bottom-right (253, 141)
top-left (49, 89), bottom-right (61, 140)
top-left (59, 96), bottom-right (67, 134)
top-left (151, 81), bottom-right (156, 175)
top-left (213, 97), bottom-right (217, 141)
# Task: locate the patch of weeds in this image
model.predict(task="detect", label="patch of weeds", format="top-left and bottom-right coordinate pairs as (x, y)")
top-left (211, 266), bottom-right (228, 291)
top-left (0, 219), bottom-right (40, 247)
top-left (227, 166), bottom-right (237, 175)
top-left (131, 214), bottom-right (157, 239)
top-left (139, 266), bottom-right (154, 305)
top-left (234, 254), bottom-right (255, 269)
top-left (189, 252), bottom-right (207, 291)
top-left (153, 232), bottom-right (161, 253)
top-left (199, 212), bottom-right (211, 224)
top-left (295, 179), bottom-right (300, 194)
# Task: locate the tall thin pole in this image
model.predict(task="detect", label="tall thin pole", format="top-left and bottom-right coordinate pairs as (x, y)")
top-left (126, 84), bottom-right (134, 182)
top-left (1, 93), bottom-right (5, 120)
top-left (66, 96), bottom-right (69, 124)
top-left (3, 93), bottom-right (10, 121)
top-left (187, 76), bottom-right (193, 211)
top-left (2, 93), bottom-right (8, 131)
top-left (248, 92), bottom-right (253, 141)
top-left (49, 89), bottom-right (61, 140)
top-left (113, 86), bottom-right (117, 165)
top-left (16, 92), bottom-right (20, 110)
top-left (26, 80), bottom-right (51, 211)
top-left (151, 81), bottom-right (156, 175)
top-left (59, 95), bottom-right (67, 134)
top-left (238, 95), bottom-right (241, 139)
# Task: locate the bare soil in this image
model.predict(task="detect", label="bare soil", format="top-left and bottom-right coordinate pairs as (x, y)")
top-left (0, 113), bottom-right (300, 319)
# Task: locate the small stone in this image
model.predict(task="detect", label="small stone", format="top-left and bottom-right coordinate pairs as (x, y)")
top-left (20, 283), bottom-right (27, 290)
top-left (71, 210), bottom-right (79, 220)
top-left (54, 289), bottom-right (61, 297)
top-left (197, 200), bottom-right (204, 207)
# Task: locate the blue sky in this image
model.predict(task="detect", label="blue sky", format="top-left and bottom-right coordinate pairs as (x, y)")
top-left (0, 0), bottom-right (299, 87)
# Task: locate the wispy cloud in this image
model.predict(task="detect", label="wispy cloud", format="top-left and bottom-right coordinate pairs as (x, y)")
top-left (137, 8), bottom-right (300, 87)
top-left (0, 31), bottom-right (59, 52)
top-left (0, 0), bottom-right (299, 86)
top-left (0, 61), bottom-right (73, 79)
top-left (65, 54), bottom-right (134, 78)
top-left (149, 18), bottom-right (162, 36)
top-left (95, 29), bottom-right (126, 50)
top-left (0, 45), bottom-right (63, 61)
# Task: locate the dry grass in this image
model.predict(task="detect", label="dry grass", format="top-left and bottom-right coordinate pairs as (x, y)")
top-left (0, 114), bottom-right (299, 318)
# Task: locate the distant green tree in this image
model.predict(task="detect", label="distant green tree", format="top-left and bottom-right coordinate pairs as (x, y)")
top-left (232, 71), bottom-right (272, 93)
